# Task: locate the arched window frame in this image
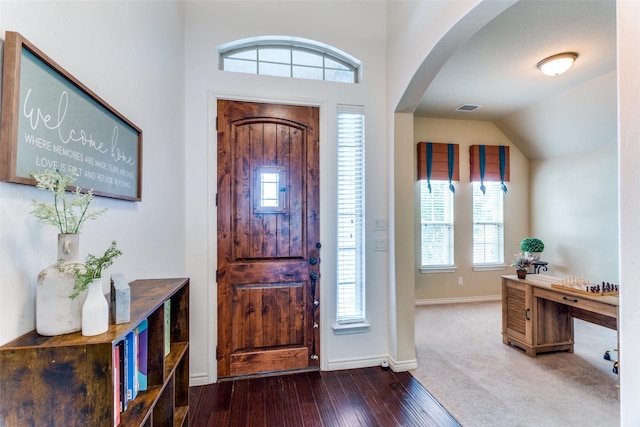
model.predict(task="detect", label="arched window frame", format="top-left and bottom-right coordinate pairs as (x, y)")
top-left (219, 36), bottom-right (362, 83)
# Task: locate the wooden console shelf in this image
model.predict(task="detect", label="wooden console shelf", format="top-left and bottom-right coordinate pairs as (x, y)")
top-left (502, 275), bottom-right (618, 357)
top-left (0, 277), bottom-right (189, 426)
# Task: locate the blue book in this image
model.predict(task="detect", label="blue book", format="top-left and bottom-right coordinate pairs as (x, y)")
top-left (136, 319), bottom-right (148, 391)
top-left (126, 331), bottom-right (138, 402)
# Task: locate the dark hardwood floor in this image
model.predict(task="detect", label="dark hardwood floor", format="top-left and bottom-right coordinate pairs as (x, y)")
top-left (189, 367), bottom-right (461, 426)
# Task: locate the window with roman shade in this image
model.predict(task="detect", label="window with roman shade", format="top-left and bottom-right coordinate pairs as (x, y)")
top-left (469, 145), bottom-right (510, 194)
top-left (417, 142), bottom-right (460, 192)
top-left (417, 142), bottom-right (459, 271)
top-left (469, 145), bottom-right (509, 268)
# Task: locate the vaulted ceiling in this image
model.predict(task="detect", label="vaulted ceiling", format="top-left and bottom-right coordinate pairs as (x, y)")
top-left (414, 0), bottom-right (616, 160)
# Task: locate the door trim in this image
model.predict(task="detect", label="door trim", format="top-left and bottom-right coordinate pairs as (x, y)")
top-left (208, 91), bottom-right (329, 382)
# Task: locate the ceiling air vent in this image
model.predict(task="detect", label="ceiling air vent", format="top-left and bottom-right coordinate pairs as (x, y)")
top-left (455, 104), bottom-right (481, 112)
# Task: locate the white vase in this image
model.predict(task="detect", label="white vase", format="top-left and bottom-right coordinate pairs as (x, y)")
top-left (525, 251), bottom-right (541, 261)
top-left (82, 277), bottom-right (109, 336)
top-left (36, 234), bottom-right (87, 336)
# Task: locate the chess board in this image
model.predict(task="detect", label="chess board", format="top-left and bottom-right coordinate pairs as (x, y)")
top-left (550, 284), bottom-right (619, 297)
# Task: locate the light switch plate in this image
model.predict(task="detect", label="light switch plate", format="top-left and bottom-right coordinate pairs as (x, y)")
top-left (374, 238), bottom-right (387, 252)
top-left (374, 218), bottom-right (386, 231)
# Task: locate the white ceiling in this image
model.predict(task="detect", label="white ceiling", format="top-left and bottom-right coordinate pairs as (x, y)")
top-left (414, 0), bottom-right (617, 160)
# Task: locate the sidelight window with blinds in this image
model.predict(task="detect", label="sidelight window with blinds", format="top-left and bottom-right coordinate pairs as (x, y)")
top-left (336, 105), bottom-right (365, 325)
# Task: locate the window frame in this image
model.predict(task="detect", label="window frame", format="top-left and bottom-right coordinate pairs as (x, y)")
top-left (419, 180), bottom-right (456, 273)
top-left (472, 181), bottom-right (506, 271)
top-left (219, 36), bottom-right (361, 83)
top-left (335, 105), bottom-right (366, 328)
top-left (253, 166), bottom-right (286, 214)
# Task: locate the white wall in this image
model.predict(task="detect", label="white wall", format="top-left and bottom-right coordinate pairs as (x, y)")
top-left (183, 1), bottom-right (390, 382)
top-left (617, 1), bottom-right (640, 424)
top-left (391, 112), bottom-right (416, 368)
top-left (496, 71), bottom-right (617, 160)
top-left (531, 144), bottom-right (618, 282)
top-left (0, 2), bottom-right (186, 343)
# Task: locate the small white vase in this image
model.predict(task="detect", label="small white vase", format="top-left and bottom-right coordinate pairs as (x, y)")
top-left (82, 277), bottom-right (109, 336)
top-left (36, 234), bottom-right (87, 336)
top-left (525, 251), bottom-right (541, 261)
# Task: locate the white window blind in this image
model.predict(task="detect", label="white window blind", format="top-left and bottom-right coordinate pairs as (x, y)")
top-left (472, 181), bottom-right (504, 265)
top-left (336, 105), bottom-right (365, 324)
top-left (420, 180), bottom-right (454, 267)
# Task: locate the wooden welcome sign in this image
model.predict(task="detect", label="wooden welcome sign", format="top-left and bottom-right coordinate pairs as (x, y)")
top-left (0, 31), bottom-right (142, 201)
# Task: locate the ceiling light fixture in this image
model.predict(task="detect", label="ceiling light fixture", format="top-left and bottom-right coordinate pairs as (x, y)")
top-left (536, 52), bottom-right (578, 77)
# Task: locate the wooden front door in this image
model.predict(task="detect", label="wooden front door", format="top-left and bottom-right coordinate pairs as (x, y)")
top-left (217, 99), bottom-right (320, 378)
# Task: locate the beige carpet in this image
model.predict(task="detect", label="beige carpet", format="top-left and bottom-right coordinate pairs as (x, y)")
top-left (412, 301), bottom-right (619, 427)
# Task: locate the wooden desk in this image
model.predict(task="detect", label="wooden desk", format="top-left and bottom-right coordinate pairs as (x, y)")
top-left (502, 275), bottom-right (618, 357)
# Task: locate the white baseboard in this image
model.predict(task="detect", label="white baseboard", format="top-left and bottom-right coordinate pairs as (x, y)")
top-left (189, 372), bottom-right (211, 386)
top-left (326, 354), bottom-right (388, 371)
top-left (191, 356), bottom-right (419, 384)
top-left (388, 356), bottom-right (417, 372)
top-left (415, 295), bottom-right (501, 306)
top-left (326, 354), bottom-right (418, 372)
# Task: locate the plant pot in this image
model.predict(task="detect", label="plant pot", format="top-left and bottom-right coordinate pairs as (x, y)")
top-left (36, 234), bottom-right (87, 336)
top-left (516, 269), bottom-right (527, 279)
top-left (82, 277), bottom-right (109, 336)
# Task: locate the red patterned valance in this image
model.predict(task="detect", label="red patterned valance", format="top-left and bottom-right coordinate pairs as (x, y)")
top-left (469, 145), bottom-right (510, 182)
top-left (417, 142), bottom-right (460, 181)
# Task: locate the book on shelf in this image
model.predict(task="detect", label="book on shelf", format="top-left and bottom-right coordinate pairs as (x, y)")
top-left (113, 345), bottom-right (121, 426)
top-left (125, 331), bottom-right (138, 402)
top-left (123, 337), bottom-right (130, 409)
top-left (116, 340), bottom-right (126, 412)
top-left (115, 323), bottom-right (146, 415)
top-left (164, 299), bottom-right (171, 356)
top-left (136, 319), bottom-right (148, 391)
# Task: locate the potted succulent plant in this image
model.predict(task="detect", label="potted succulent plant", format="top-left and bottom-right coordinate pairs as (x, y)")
top-left (511, 252), bottom-right (531, 279)
top-left (520, 237), bottom-right (544, 261)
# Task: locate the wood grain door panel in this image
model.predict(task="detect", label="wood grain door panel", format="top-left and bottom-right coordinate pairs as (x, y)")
top-left (217, 100), bottom-right (320, 378)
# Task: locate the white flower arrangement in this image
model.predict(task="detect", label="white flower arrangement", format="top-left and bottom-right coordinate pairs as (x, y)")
top-left (30, 169), bottom-right (107, 234)
top-left (510, 252), bottom-right (532, 271)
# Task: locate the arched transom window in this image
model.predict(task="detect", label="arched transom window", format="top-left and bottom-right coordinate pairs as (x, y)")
top-left (219, 36), bottom-right (361, 83)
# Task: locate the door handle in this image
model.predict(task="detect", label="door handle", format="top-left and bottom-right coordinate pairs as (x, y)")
top-left (525, 308), bottom-right (531, 321)
top-left (310, 272), bottom-right (319, 309)
top-left (309, 271), bottom-right (320, 361)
